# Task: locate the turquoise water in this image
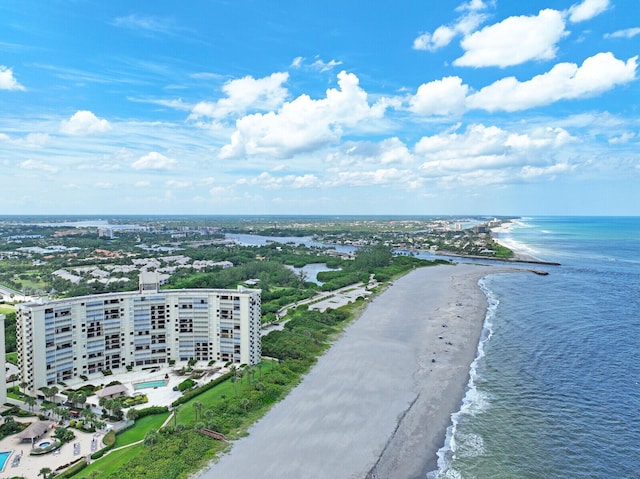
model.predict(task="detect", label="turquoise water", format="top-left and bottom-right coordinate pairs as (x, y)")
top-left (134, 380), bottom-right (168, 390)
top-left (430, 217), bottom-right (640, 478)
top-left (0, 451), bottom-right (10, 471)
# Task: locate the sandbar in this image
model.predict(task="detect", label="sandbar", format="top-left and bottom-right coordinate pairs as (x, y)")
top-left (197, 263), bottom-right (523, 479)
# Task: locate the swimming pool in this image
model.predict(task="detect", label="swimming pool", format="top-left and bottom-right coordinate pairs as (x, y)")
top-left (39, 441), bottom-right (51, 448)
top-left (134, 379), bottom-right (168, 390)
top-left (0, 451), bottom-right (11, 472)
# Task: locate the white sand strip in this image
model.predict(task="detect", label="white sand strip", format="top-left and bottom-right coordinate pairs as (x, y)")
top-left (197, 264), bottom-right (523, 479)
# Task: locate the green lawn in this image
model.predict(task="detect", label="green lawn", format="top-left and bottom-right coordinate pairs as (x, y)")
top-left (114, 412), bottom-right (171, 448)
top-left (79, 363), bottom-right (275, 476)
top-left (76, 443), bottom-right (144, 478)
top-left (0, 305), bottom-right (15, 316)
top-left (176, 361), bottom-right (276, 427)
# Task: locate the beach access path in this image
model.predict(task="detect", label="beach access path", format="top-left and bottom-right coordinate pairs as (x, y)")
top-left (198, 263), bottom-right (525, 479)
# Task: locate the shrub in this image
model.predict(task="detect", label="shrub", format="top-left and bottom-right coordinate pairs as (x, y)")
top-left (178, 378), bottom-right (196, 391)
top-left (171, 372), bottom-right (233, 407)
top-left (55, 457), bottom-right (87, 477)
top-left (103, 429), bottom-right (116, 446)
top-left (134, 406), bottom-right (169, 419)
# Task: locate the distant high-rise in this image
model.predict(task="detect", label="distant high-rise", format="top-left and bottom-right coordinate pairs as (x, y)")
top-left (16, 274), bottom-right (261, 394)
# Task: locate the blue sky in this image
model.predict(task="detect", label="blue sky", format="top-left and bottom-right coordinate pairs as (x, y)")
top-left (1, 0), bottom-right (638, 216)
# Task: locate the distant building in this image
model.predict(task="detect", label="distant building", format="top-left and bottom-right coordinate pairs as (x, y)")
top-left (16, 273), bottom-right (261, 394)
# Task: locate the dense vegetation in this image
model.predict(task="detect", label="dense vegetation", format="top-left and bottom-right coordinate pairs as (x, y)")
top-left (71, 252), bottom-right (442, 478)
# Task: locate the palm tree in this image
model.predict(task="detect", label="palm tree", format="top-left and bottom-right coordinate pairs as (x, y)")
top-left (59, 408), bottom-right (71, 425)
top-left (69, 391), bottom-right (86, 409)
top-left (111, 398), bottom-right (124, 420)
top-left (143, 430), bottom-right (159, 447)
top-left (102, 398), bottom-right (113, 417)
top-left (126, 408), bottom-right (138, 421)
top-left (203, 409), bottom-right (214, 422)
top-left (245, 366), bottom-right (255, 385)
top-left (193, 401), bottom-right (203, 422)
top-left (19, 381), bottom-right (28, 396)
top-left (51, 406), bottom-right (63, 421)
top-left (38, 467), bottom-right (52, 479)
top-left (173, 405), bottom-right (180, 428)
top-left (297, 270), bottom-right (308, 289)
top-left (25, 396), bottom-right (36, 412)
top-left (229, 365), bottom-right (238, 396)
top-left (49, 386), bottom-right (59, 404)
top-left (81, 407), bottom-right (97, 430)
top-left (40, 403), bottom-right (52, 418)
top-left (39, 386), bottom-right (51, 402)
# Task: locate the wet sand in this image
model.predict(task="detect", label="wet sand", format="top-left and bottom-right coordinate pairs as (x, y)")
top-left (197, 263), bottom-right (523, 479)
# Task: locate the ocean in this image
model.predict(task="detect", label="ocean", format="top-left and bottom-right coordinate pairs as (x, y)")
top-left (430, 217), bottom-right (640, 479)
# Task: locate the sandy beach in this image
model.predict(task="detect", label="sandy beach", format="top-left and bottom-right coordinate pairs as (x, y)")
top-left (197, 263), bottom-right (525, 479)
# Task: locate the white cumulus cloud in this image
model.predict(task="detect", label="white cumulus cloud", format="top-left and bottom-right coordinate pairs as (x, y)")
top-left (567, 0), bottom-right (609, 23)
top-left (189, 72), bottom-right (289, 121)
top-left (467, 52), bottom-right (638, 111)
top-left (0, 66), bottom-right (25, 91)
top-left (132, 152), bottom-right (177, 170)
top-left (415, 124), bottom-right (575, 177)
top-left (409, 76), bottom-right (469, 116)
top-left (60, 110), bottom-right (111, 135)
top-left (219, 71), bottom-right (388, 159)
top-left (413, 26), bottom-right (457, 52)
top-left (454, 9), bottom-right (567, 68)
top-left (413, 7), bottom-right (487, 52)
top-left (338, 138), bottom-right (415, 167)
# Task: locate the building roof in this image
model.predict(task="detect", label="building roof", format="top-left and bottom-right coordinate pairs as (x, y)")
top-left (17, 420), bottom-right (54, 440)
top-left (96, 384), bottom-right (128, 398)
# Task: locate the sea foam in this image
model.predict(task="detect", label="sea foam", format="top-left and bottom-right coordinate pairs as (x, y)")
top-left (427, 279), bottom-right (498, 478)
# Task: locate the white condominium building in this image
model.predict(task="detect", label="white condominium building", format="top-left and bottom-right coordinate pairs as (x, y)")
top-left (16, 273), bottom-right (261, 394)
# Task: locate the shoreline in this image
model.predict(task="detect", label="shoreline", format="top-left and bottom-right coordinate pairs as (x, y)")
top-left (197, 264), bottom-right (530, 479)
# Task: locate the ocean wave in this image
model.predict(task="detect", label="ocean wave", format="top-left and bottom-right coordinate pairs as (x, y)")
top-left (455, 433), bottom-right (486, 458)
top-left (429, 279), bottom-right (499, 478)
top-left (493, 235), bottom-right (541, 258)
top-left (511, 218), bottom-right (533, 228)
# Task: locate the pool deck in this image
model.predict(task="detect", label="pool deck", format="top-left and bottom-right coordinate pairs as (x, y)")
top-left (0, 423), bottom-right (101, 478)
top-left (80, 364), bottom-right (227, 411)
top-left (1, 363), bottom-right (228, 478)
